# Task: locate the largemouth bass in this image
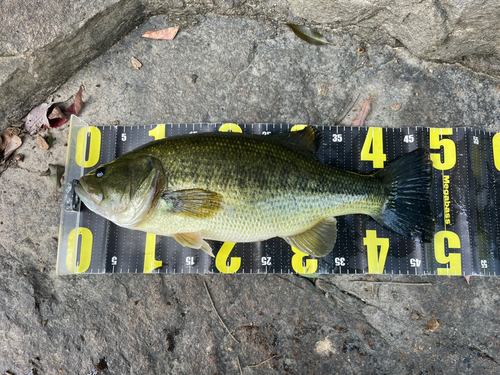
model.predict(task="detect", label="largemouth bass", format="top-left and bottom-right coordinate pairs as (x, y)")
top-left (74, 126), bottom-right (434, 257)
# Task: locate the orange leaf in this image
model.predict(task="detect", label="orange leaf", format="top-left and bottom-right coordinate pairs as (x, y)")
top-left (142, 26), bottom-right (179, 40)
top-left (351, 97), bottom-right (371, 127)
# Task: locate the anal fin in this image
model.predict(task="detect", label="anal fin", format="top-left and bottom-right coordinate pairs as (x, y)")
top-left (282, 217), bottom-right (337, 258)
top-left (173, 232), bottom-right (214, 257)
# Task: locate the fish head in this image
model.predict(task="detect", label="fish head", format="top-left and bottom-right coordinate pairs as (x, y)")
top-left (75, 155), bottom-right (165, 227)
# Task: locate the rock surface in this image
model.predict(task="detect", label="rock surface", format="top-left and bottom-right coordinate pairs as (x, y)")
top-left (288, 0), bottom-right (500, 65)
top-left (2, 2), bottom-right (500, 375)
top-left (1, 0), bottom-right (500, 129)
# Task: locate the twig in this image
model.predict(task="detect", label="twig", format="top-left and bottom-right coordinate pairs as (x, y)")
top-left (204, 281), bottom-right (239, 343)
top-left (237, 356), bottom-right (243, 375)
top-left (248, 354), bottom-right (277, 368)
top-left (274, 275), bottom-right (304, 290)
top-left (349, 280), bottom-right (432, 286)
top-left (334, 93), bottom-right (360, 125)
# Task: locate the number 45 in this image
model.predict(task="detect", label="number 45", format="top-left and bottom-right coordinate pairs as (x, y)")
top-left (404, 135), bottom-right (414, 143)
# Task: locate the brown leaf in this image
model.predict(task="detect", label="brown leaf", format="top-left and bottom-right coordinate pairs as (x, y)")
top-left (37, 135), bottom-right (50, 150)
top-left (427, 319), bottom-right (440, 332)
top-left (0, 127), bottom-right (22, 162)
top-left (48, 105), bottom-right (65, 120)
top-left (25, 102), bottom-right (53, 133)
top-left (26, 85), bottom-right (84, 133)
top-left (142, 26), bottom-right (179, 40)
top-left (63, 85), bottom-right (84, 118)
top-left (2, 135), bottom-right (22, 162)
top-left (48, 105), bottom-right (68, 128)
top-left (391, 103), bottom-right (402, 112)
top-left (352, 97), bottom-right (371, 127)
top-left (131, 57), bottom-right (143, 70)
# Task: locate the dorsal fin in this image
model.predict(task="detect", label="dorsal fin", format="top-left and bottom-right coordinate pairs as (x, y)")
top-left (268, 126), bottom-right (323, 156)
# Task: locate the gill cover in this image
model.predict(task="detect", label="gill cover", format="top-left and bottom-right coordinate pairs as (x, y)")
top-left (76, 155), bottom-right (165, 228)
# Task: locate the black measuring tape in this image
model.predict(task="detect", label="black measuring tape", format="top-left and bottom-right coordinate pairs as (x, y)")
top-left (57, 118), bottom-right (500, 276)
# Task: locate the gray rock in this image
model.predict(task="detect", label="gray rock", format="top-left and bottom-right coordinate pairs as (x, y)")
top-left (1, 4), bottom-right (500, 375)
top-left (288, 0), bottom-right (500, 66)
top-left (48, 16), bottom-right (500, 129)
top-left (2, 0), bottom-right (500, 129)
top-left (0, 0), bottom-right (146, 128)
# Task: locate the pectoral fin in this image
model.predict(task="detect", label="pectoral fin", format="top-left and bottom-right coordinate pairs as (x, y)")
top-left (282, 217), bottom-right (337, 257)
top-left (161, 189), bottom-right (222, 219)
top-left (173, 232), bottom-right (214, 257)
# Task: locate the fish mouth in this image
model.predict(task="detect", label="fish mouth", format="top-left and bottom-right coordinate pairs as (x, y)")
top-left (74, 178), bottom-right (103, 205)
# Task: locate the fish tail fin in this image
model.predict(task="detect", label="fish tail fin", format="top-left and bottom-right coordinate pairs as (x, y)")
top-left (374, 149), bottom-right (435, 242)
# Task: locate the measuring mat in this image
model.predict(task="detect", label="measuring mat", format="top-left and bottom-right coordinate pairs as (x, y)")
top-left (56, 116), bottom-right (500, 276)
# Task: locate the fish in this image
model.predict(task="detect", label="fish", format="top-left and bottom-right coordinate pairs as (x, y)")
top-left (74, 126), bottom-right (434, 258)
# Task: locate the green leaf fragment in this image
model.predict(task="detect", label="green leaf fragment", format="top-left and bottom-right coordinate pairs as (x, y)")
top-left (286, 24), bottom-right (331, 46)
top-left (47, 133), bottom-right (55, 146)
top-left (298, 273), bottom-right (321, 279)
top-left (48, 164), bottom-right (65, 190)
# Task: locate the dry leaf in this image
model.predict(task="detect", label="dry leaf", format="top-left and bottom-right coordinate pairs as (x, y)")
top-left (25, 102), bottom-right (53, 134)
top-left (63, 85), bottom-right (84, 118)
top-left (2, 135), bottom-right (22, 162)
top-left (25, 85), bottom-right (84, 133)
top-left (352, 97), bottom-right (371, 127)
top-left (287, 24), bottom-right (331, 46)
top-left (47, 105), bottom-right (68, 128)
top-left (131, 57), bottom-right (143, 70)
top-left (48, 105), bottom-right (65, 120)
top-left (37, 135), bottom-right (50, 150)
top-left (427, 319), bottom-right (440, 332)
top-left (411, 311), bottom-right (420, 320)
top-left (464, 275), bottom-right (471, 285)
top-left (142, 26), bottom-right (179, 40)
top-left (391, 103), bottom-right (402, 111)
top-left (0, 127), bottom-right (22, 162)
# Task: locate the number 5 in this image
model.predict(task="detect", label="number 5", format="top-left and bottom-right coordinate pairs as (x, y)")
top-left (429, 128), bottom-right (456, 170)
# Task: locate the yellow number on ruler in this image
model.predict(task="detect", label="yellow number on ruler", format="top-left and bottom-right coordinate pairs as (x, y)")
top-left (361, 127), bottom-right (386, 168)
top-left (493, 133), bottom-right (500, 171)
top-left (213, 124), bottom-right (243, 273)
top-left (364, 230), bottom-right (389, 274)
top-left (215, 242), bottom-right (241, 273)
top-left (434, 231), bottom-right (462, 275)
top-left (66, 227), bottom-right (93, 273)
top-left (149, 124), bottom-right (166, 140)
top-left (144, 125), bottom-right (166, 270)
top-left (430, 128), bottom-right (456, 170)
top-left (291, 247), bottom-right (318, 274)
top-left (144, 233), bottom-right (163, 273)
top-left (289, 125), bottom-right (319, 274)
top-left (75, 127), bottom-right (101, 167)
top-left (219, 123), bottom-right (243, 133)
top-left (291, 124), bottom-right (307, 132)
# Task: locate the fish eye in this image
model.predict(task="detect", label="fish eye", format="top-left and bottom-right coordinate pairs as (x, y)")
top-left (95, 167), bottom-right (106, 178)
